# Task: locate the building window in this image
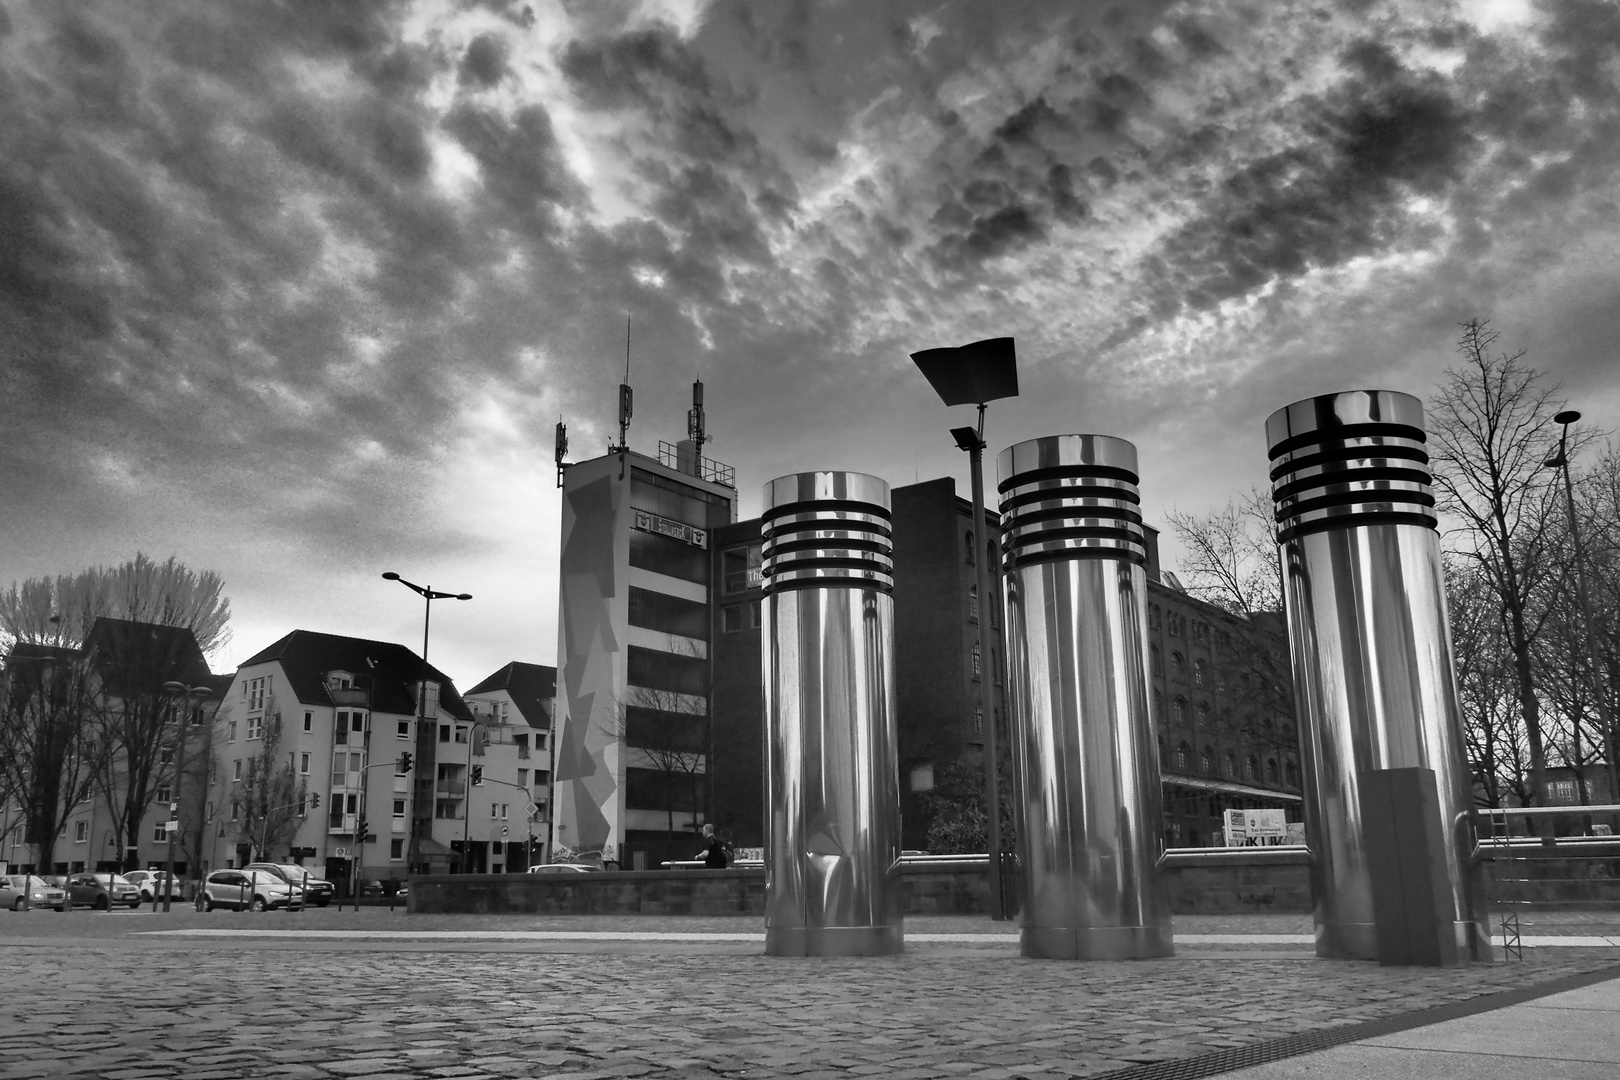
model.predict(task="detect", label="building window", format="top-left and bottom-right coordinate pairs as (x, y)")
top-left (721, 545), bottom-right (763, 594)
top-left (1193, 622), bottom-right (1208, 643)
top-left (1266, 758), bottom-right (1279, 784)
top-left (1245, 756), bottom-right (1258, 781)
top-left (230, 800), bottom-right (238, 822)
top-left (1151, 645), bottom-right (1163, 676)
top-left (74, 821), bottom-right (88, 843)
top-left (1285, 761), bottom-right (1300, 788)
top-left (454, 726), bottom-right (469, 744)
top-left (247, 714), bottom-right (264, 741)
top-left (397, 720), bottom-right (411, 739)
top-left (246, 676), bottom-right (268, 711)
top-left (722, 604), bottom-right (746, 633)
top-left (1196, 701), bottom-right (1211, 728)
top-left (1172, 697), bottom-right (1188, 726)
top-left (991, 648), bottom-right (1001, 686)
top-left (300, 753), bottom-right (311, 775)
top-left (1201, 747), bottom-right (1214, 775)
top-left (1153, 690), bottom-right (1164, 722)
top-left (1193, 660), bottom-right (1208, 687)
top-left (153, 823), bottom-right (169, 843)
top-left (390, 839), bottom-right (404, 861)
top-left (971, 641), bottom-right (981, 680)
top-left (969, 586), bottom-right (979, 623)
top-left (965, 530), bottom-right (975, 564)
top-left (159, 745), bottom-right (174, 765)
top-left (974, 705), bottom-right (984, 736)
top-left (1170, 652), bottom-right (1185, 679)
top-left (1224, 753), bottom-right (1237, 780)
top-left (440, 724), bottom-right (450, 743)
top-left (1176, 742), bottom-right (1191, 771)
top-left (233, 760), bottom-right (242, 782)
top-left (517, 769), bottom-right (528, 787)
top-left (227, 721), bottom-right (237, 743)
top-left (393, 799), bottom-right (406, 819)
top-left (155, 784), bottom-right (172, 804)
top-left (1148, 605), bottom-right (1161, 630)
top-left (303, 711), bottom-right (313, 732)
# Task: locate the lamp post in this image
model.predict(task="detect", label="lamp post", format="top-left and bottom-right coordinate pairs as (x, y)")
top-left (381, 572), bottom-right (471, 877)
top-left (909, 336), bottom-right (1019, 921)
top-left (159, 681), bottom-right (212, 912)
top-left (1544, 410), bottom-right (1619, 823)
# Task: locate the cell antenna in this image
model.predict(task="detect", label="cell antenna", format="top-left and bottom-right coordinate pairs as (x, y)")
top-left (554, 420), bottom-right (569, 488)
top-left (618, 312), bottom-right (633, 452)
top-left (688, 378), bottom-right (706, 460)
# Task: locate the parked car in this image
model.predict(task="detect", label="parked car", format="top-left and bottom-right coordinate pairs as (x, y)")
top-left (527, 863), bottom-right (599, 874)
top-left (244, 863), bottom-right (334, 907)
top-left (198, 869), bottom-right (303, 912)
top-left (65, 873), bottom-right (142, 909)
top-left (360, 879), bottom-right (409, 898)
top-left (1, 874), bottom-right (67, 911)
top-left (122, 869), bottom-right (183, 903)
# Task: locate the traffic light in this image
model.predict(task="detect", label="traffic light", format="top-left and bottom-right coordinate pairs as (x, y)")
top-left (309, 793), bottom-right (320, 809)
top-left (399, 752), bottom-right (413, 772)
top-left (471, 765), bottom-right (484, 786)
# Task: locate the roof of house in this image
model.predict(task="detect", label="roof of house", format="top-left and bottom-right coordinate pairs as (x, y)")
top-left (464, 661), bottom-right (555, 727)
top-left (238, 630), bottom-right (472, 720)
top-left (81, 618), bottom-right (212, 696)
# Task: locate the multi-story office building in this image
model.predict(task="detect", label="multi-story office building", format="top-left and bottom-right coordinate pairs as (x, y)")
top-left (216, 630), bottom-right (479, 887)
top-left (551, 440), bottom-right (737, 871)
top-left (464, 661), bottom-right (557, 870)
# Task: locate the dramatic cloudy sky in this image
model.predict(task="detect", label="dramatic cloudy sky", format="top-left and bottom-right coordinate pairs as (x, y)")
top-left (3, 0), bottom-right (1619, 688)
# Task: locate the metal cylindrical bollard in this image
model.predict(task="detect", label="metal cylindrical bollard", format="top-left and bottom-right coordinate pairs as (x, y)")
top-left (998, 435), bottom-right (1173, 960)
top-left (1267, 390), bottom-right (1490, 961)
top-left (761, 471), bottom-right (904, 956)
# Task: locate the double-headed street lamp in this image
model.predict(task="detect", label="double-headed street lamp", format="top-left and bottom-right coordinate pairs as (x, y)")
top-left (910, 336), bottom-right (1020, 921)
top-left (382, 572), bottom-right (471, 875)
top-left (160, 681), bottom-right (214, 912)
top-left (1543, 410), bottom-right (1619, 823)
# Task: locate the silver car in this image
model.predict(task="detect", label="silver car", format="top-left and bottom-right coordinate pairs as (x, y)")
top-left (123, 869), bottom-right (183, 902)
top-left (1, 874), bottom-right (67, 911)
top-left (199, 869), bottom-right (303, 912)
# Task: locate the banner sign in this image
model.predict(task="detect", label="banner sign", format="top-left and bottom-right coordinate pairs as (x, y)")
top-left (634, 510), bottom-right (708, 549)
top-left (1223, 808), bottom-right (1291, 846)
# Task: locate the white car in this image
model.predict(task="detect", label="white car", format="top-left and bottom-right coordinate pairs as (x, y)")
top-left (123, 869), bottom-right (183, 902)
top-left (1, 874), bottom-right (67, 911)
top-left (527, 863), bottom-right (598, 874)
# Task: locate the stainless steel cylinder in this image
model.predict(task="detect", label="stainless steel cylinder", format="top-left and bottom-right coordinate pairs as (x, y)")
top-left (998, 435), bottom-right (1173, 960)
top-left (1267, 390), bottom-right (1490, 960)
top-left (761, 471), bottom-right (904, 956)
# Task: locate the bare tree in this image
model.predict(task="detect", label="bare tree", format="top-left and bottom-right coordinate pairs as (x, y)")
top-left (1165, 487), bottom-right (1282, 616)
top-left (0, 648), bottom-right (98, 871)
top-left (83, 621), bottom-right (211, 873)
top-left (1428, 319), bottom-right (1571, 806)
top-left (0, 553), bottom-right (231, 658)
top-left (232, 705), bottom-right (305, 861)
top-left (1446, 555), bottom-right (1531, 807)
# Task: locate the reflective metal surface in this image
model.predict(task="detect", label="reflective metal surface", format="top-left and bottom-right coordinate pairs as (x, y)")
top-left (998, 436), bottom-right (1173, 960)
top-left (762, 473), bottom-right (903, 956)
top-left (1268, 392), bottom-right (1491, 961)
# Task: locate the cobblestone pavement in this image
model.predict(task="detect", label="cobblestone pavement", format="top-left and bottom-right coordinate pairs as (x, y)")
top-left (3, 909), bottom-right (1617, 1079)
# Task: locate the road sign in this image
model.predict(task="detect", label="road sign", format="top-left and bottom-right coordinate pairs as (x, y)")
top-left (163, 820), bottom-right (178, 833)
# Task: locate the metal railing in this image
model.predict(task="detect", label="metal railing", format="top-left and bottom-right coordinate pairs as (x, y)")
top-left (1476, 803), bottom-right (1620, 961)
top-left (657, 440), bottom-right (736, 487)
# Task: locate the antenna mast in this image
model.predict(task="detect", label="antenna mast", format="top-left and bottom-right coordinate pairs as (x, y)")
top-left (688, 378), bottom-right (706, 462)
top-left (554, 419), bottom-right (569, 488)
top-left (618, 313), bottom-right (633, 453)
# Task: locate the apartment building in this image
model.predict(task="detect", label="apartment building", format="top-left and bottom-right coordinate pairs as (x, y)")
top-left (463, 661), bottom-right (557, 870)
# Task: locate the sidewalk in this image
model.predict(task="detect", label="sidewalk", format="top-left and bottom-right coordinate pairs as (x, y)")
top-left (2, 909), bottom-right (1615, 1078)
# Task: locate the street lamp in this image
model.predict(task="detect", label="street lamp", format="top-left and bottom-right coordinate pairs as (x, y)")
top-left (1543, 410), bottom-right (1619, 823)
top-left (161, 681), bottom-right (214, 912)
top-left (462, 721), bottom-right (486, 874)
top-left (381, 572), bottom-right (471, 876)
top-left (909, 336), bottom-right (1019, 921)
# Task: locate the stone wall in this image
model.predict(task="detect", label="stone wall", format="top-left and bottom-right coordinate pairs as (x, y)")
top-left (410, 854), bottom-right (1316, 916)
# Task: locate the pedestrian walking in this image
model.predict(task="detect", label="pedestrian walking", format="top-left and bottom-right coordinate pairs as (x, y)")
top-left (696, 823), bottom-right (729, 869)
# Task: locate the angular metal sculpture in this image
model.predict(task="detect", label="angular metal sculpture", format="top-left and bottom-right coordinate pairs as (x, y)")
top-left (1267, 391), bottom-right (1491, 962)
top-left (998, 435), bottom-right (1173, 960)
top-left (761, 471), bottom-right (904, 956)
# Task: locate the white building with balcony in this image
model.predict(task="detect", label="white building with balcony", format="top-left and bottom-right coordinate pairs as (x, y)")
top-left (463, 661), bottom-right (556, 870)
top-left (213, 630), bottom-right (475, 889)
